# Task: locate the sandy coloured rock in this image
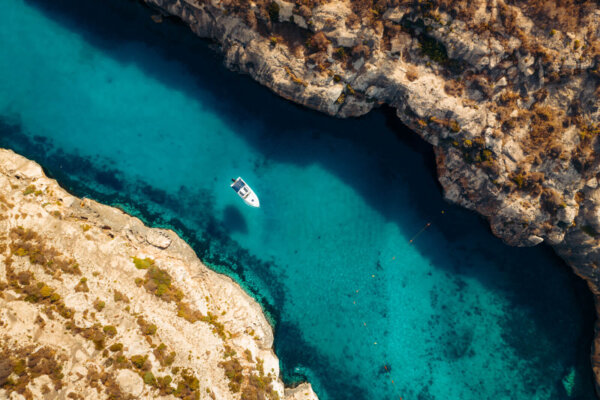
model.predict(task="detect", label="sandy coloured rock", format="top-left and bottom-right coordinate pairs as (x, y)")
top-left (0, 148), bottom-right (317, 400)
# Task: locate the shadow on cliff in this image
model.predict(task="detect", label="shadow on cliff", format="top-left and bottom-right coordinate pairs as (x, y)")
top-left (19, 0), bottom-right (598, 397)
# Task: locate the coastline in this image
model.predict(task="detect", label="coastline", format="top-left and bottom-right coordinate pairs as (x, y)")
top-left (1, 0), bottom-right (599, 396)
top-left (134, 0), bottom-right (600, 393)
top-left (0, 148), bottom-right (317, 399)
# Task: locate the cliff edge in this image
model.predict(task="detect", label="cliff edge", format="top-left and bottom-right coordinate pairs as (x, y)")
top-left (138, 0), bottom-right (600, 393)
top-left (0, 148), bottom-right (317, 400)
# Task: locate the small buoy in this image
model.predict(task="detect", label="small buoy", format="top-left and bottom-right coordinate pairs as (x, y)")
top-left (151, 14), bottom-right (163, 23)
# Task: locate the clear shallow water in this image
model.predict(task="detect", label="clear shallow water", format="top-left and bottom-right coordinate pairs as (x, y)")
top-left (0, 0), bottom-right (596, 398)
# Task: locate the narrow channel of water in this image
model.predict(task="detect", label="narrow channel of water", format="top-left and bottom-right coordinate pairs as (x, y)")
top-left (0, 0), bottom-right (596, 398)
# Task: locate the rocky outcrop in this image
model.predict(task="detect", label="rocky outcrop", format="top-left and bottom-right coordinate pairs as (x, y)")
top-left (139, 0), bottom-right (600, 393)
top-left (0, 148), bottom-right (317, 400)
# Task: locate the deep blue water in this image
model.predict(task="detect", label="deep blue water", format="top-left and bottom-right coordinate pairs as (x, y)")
top-left (0, 0), bottom-right (596, 399)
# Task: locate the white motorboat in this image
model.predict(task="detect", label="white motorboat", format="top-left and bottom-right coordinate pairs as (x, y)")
top-left (231, 177), bottom-right (260, 208)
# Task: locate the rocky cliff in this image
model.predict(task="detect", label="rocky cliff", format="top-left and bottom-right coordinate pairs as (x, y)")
top-left (0, 148), bottom-right (317, 400)
top-left (139, 0), bottom-right (600, 393)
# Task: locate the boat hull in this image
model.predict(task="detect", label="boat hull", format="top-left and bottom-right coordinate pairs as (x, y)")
top-left (230, 177), bottom-right (260, 208)
top-left (243, 191), bottom-right (260, 208)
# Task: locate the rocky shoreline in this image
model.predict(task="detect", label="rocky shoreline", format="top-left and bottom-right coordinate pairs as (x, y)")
top-left (0, 148), bottom-right (317, 399)
top-left (140, 0), bottom-right (600, 393)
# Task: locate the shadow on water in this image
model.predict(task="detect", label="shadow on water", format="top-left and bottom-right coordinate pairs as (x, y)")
top-left (23, 0), bottom-right (506, 256)
top-left (21, 0), bottom-right (451, 249)
top-left (0, 119), bottom-right (370, 398)
top-left (223, 204), bottom-right (248, 234)
top-left (14, 0), bottom-right (599, 397)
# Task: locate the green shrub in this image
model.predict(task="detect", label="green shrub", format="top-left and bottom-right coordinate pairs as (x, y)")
top-left (174, 369), bottom-right (199, 398)
top-left (202, 312), bottom-right (227, 340)
top-left (113, 290), bottom-right (129, 303)
top-left (81, 325), bottom-right (106, 350)
top-left (176, 301), bottom-right (205, 324)
top-left (419, 35), bottom-right (449, 64)
top-left (154, 344), bottom-right (176, 367)
top-left (449, 120), bottom-right (461, 133)
top-left (143, 372), bottom-right (157, 387)
top-left (267, 2), bottom-right (279, 22)
top-left (223, 345), bottom-right (236, 359)
top-left (219, 358), bottom-right (243, 393)
top-left (130, 355), bottom-right (149, 370)
top-left (12, 359), bottom-right (26, 376)
top-left (512, 173), bottom-right (525, 188)
top-left (114, 354), bottom-right (129, 369)
top-left (75, 278), bottom-right (89, 293)
top-left (109, 343), bottom-right (123, 352)
top-left (23, 185), bottom-right (36, 196)
top-left (132, 257), bottom-right (154, 270)
top-left (9, 227), bottom-right (81, 275)
top-left (103, 325), bottom-right (117, 337)
top-left (137, 317), bottom-right (158, 336)
top-left (142, 264), bottom-right (185, 303)
top-left (346, 84), bottom-right (355, 96)
top-left (244, 349), bottom-right (253, 363)
top-left (334, 47), bottom-right (347, 61)
top-left (93, 300), bottom-right (105, 312)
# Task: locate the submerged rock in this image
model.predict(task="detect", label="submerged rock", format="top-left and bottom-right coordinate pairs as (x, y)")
top-left (562, 366), bottom-right (577, 397)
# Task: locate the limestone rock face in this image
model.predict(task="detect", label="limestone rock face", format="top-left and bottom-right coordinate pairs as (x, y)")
top-left (140, 0), bottom-right (600, 392)
top-left (145, 229), bottom-right (172, 249)
top-left (0, 148), bottom-right (317, 400)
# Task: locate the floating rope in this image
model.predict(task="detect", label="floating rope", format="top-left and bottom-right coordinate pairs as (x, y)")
top-left (353, 290), bottom-right (404, 400)
top-left (408, 209), bottom-right (447, 244)
top-left (383, 365), bottom-right (403, 400)
top-left (409, 222), bottom-right (431, 244)
top-left (349, 209), bottom-right (450, 398)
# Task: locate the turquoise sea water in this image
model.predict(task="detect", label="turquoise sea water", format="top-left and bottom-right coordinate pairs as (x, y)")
top-left (0, 0), bottom-right (596, 398)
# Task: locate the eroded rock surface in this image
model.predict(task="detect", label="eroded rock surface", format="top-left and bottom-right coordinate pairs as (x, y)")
top-left (139, 0), bottom-right (600, 392)
top-left (0, 148), bottom-right (317, 400)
